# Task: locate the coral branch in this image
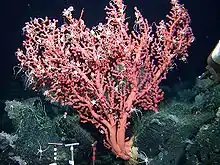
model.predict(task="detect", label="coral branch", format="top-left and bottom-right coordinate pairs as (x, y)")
top-left (16, 0), bottom-right (193, 160)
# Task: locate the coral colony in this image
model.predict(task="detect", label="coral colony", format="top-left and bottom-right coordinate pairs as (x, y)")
top-left (16, 0), bottom-right (194, 160)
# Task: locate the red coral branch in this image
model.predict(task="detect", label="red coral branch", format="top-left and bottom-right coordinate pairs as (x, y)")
top-left (16, 0), bottom-right (194, 160)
